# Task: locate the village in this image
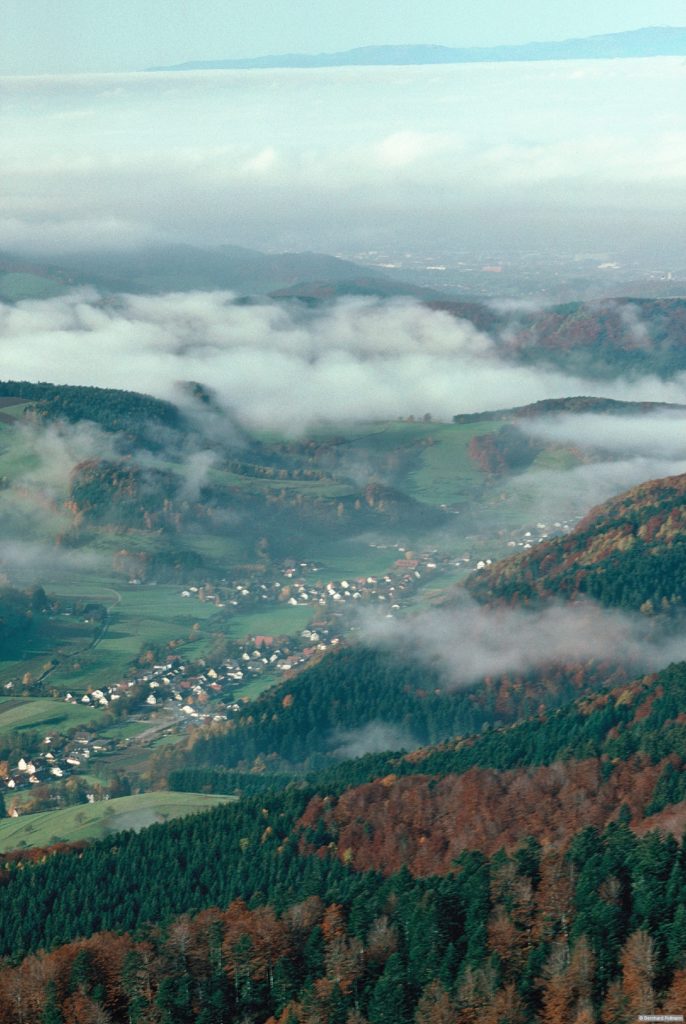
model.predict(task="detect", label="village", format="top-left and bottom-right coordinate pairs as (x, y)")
top-left (1, 516), bottom-right (575, 806)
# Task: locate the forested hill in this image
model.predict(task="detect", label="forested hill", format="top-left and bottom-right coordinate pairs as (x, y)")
top-left (467, 471), bottom-right (686, 611)
top-left (453, 394), bottom-right (686, 424)
top-left (0, 380), bottom-right (183, 443)
top-left (174, 658), bottom-right (686, 866)
top-left (498, 297), bottom-right (686, 380)
top-left (3, 663), bottom-right (686, 1019)
top-left (296, 660), bottom-right (686, 871)
top-left (165, 645), bottom-right (632, 776)
top-left (435, 296), bottom-right (686, 381)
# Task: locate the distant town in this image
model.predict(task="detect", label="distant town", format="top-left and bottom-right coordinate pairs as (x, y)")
top-left (340, 245), bottom-right (686, 300)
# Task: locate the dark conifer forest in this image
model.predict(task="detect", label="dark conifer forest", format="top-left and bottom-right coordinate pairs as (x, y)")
top-left (0, 657), bottom-right (686, 1020)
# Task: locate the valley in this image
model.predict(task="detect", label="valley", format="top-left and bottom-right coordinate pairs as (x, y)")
top-left (5, 301), bottom-right (686, 1019)
top-left (2, 246), bottom-right (686, 1024)
top-left (1, 382), bottom-right (682, 786)
top-left (1, 387), bottom-right (590, 807)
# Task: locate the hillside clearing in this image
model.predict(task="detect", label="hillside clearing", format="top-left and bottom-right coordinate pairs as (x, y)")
top-left (0, 791), bottom-right (236, 852)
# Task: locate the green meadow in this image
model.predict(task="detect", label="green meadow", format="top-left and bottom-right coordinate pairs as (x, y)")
top-left (0, 412), bottom-right (563, 731)
top-left (403, 421), bottom-right (499, 504)
top-left (0, 696), bottom-right (100, 734)
top-left (0, 791), bottom-right (236, 852)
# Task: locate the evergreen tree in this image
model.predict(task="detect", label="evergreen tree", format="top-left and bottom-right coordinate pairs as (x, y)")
top-left (41, 983), bottom-right (64, 1024)
top-left (367, 953), bottom-right (408, 1024)
top-left (155, 974), bottom-right (193, 1024)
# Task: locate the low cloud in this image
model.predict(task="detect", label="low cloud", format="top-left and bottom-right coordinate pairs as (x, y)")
top-left (0, 412), bottom-right (230, 589)
top-left (521, 410), bottom-right (686, 459)
top-left (513, 410), bottom-right (686, 520)
top-left (14, 418), bottom-right (118, 497)
top-left (176, 448), bottom-right (217, 501)
top-left (513, 457), bottom-right (686, 524)
top-left (0, 419), bottom-right (118, 552)
top-left (362, 596), bottom-right (686, 690)
top-left (329, 720), bottom-right (420, 759)
top-left (0, 540), bottom-right (106, 583)
top-left (4, 290), bottom-right (686, 435)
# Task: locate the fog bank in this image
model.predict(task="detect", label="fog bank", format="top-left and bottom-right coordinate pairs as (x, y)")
top-left (4, 290), bottom-right (686, 433)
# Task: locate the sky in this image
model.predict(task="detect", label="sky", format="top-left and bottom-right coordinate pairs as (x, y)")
top-left (2, 0), bottom-right (686, 74)
top-left (2, 57), bottom-right (684, 257)
top-left (2, 2), bottom-right (685, 260)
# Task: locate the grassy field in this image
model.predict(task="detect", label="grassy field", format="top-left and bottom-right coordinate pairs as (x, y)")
top-left (0, 614), bottom-right (98, 687)
top-left (223, 604), bottom-right (315, 641)
top-left (307, 420), bottom-right (434, 450)
top-left (0, 791), bottom-right (236, 852)
top-left (210, 466), bottom-right (354, 498)
top-left (294, 538), bottom-right (396, 579)
top-left (180, 533), bottom-right (249, 565)
top-left (0, 696), bottom-right (100, 734)
top-left (232, 674), bottom-right (280, 701)
top-left (45, 583), bottom-right (220, 692)
top-left (403, 421), bottom-right (498, 505)
top-left (99, 717), bottom-right (155, 742)
top-left (254, 419), bottom-right (482, 491)
top-left (293, 418), bottom-right (495, 509)
top-left (93, 736), bottom-right (183, 776)
top-left (0, 402), bottom-right (30, 421)
top-left (0, 432), bottom-right (41, 479)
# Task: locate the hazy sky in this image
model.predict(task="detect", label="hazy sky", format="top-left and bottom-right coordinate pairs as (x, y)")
top-left (2, 58), bottom-right (684, 256)
top-left (3, 0), bottom-right (686, 74)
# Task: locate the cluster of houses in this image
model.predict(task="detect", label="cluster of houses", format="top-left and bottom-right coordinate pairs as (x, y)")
top-left (177, 551), bottom-right (451, 618)
top-left (2, 731), bottom-right (115, 803)
top-left (112, 625), bottom-right (347, 721)
top-left (218, 630), bottom-right (338, 685)
top-left (177, 560), bottom-right (324, 610)
top-left (3, 523), bottom-right (580, 803)
top-left (0, 627), bottom-right (344, 800)
top-left (504, 519), bottom-right (575, 552)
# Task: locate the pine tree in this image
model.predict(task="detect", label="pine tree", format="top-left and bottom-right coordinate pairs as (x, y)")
top-left (41, 982), bottom-right (64, 1024)
top-left (367, 953), bottom-right (407, 1024)
top-left (156, 974), bottom-right (193, 1024)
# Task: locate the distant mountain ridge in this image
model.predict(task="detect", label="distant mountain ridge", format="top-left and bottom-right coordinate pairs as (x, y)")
top-left (0, 243), bottom-right (402, 301)
top-left (149, 26), bottom-right (686, 72)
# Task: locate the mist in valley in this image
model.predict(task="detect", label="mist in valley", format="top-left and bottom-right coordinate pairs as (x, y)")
top-left (5, 290), bottom-right (686, 432)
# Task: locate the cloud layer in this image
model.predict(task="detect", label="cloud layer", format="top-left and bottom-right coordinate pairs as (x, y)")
top-left (330, 720), bottom-right (421, 759)
top-left (1, 59), bottom-right (685, 254)
top-left (5, 290), bottom-right (686, 434)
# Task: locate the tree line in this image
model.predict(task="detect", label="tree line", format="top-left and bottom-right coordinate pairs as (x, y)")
top-left (1, 823), bottom-right (686, 1022)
